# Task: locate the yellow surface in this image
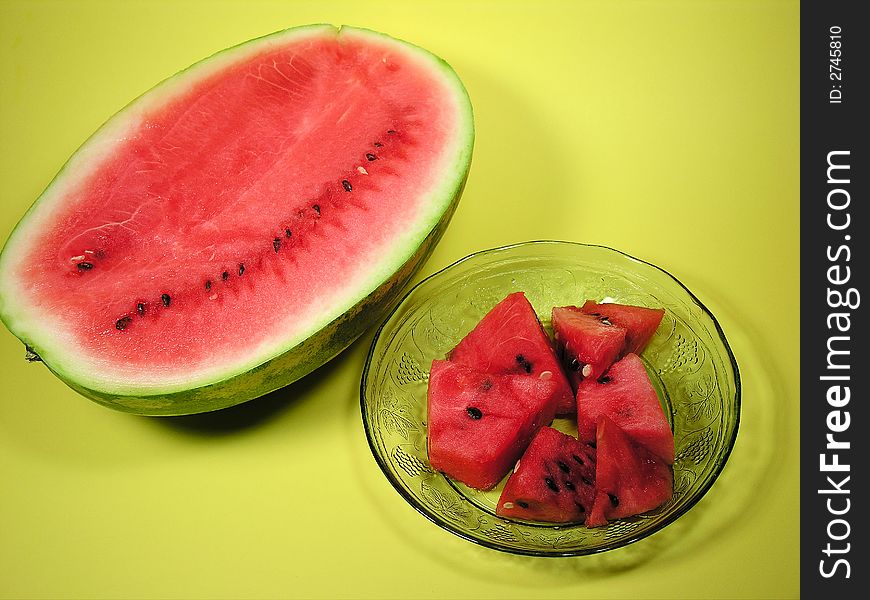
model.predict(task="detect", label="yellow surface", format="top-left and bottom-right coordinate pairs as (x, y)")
top-left (0, 1), bottom-right (799, 599)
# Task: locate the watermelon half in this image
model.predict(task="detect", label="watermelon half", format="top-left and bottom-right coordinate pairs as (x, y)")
top-left (0, 25), bottom-right (474, 415)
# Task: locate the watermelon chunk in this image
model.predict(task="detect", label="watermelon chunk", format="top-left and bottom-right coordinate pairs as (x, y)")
top-left (580, 300), bottom-right (665, 355)
top-left (496, 426), bottom-right (596, 523)
top-left (576, 353), bottom-right (674, 464)
top-left (427, 360), bottom-right (559, 490)
top-left (551, 306), bottom-right (626, 390)
top-left (0, 25), bottom-right (474, 415)
top-left (449, 292), bottom-right (574, 415)
top-left (586, 416), bottom-right (673, 527)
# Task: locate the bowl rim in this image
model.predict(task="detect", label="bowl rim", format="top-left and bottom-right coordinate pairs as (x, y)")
top-left (359, 240), bottom-right (742, 557)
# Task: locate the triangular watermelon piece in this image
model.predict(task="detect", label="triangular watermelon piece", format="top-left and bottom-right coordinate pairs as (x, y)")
top-left (580, 300), bottom-right (665, 356)
top-left (496, 426), bottom-right (596, 523)
top-left (448, 292), bottom-right (574, 415)
top-left (551, 306), bottom-right (626, 390)
top-left (586, 416), bottom-right (673, 527)
top-left (427, 360), bottom-right (560, 490)
top-left (576, 353), bottom-right (674, 464)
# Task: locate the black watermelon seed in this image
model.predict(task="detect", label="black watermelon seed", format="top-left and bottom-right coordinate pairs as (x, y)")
top-left (608, 493), bottom-right (620, 507)
top-left (587, 441), bottom-right (597, 449)
top-left (564, 480), bottom-right (576, 491)
top-left (575, 501), bottom-right (586, 512)
top-left (366, 153), bottom-right (377, 161)
top-left (588, 312), bottom-right (601, 317)
top-left (136, 303), bottom-right (145, 316)
top-left (517, 500), bottom-right (529, 509)
top-left (238, 264), bottom-right (245, 276)
top-left (466, 406), bottom-right (483, 420)
top-left (161, 293), bottom-right (171, 307)
top-left (374, 142), bottom-right (383, 147)
top-left (515, 354), bottom-right (533, 373)
top-left (387, 129), bottom-right (397, 135)
top-left (569, 358), bottom-right (583, 372)
top-left (341, 180), bottom-right (352, 192)
top-left (273, 238), bottom-right (281, 252)
top-left (77, 262), bottom-right (94, 271)
top-left (313, 204), bottom-right (321, 215)
top-left (205, 280), bottom-right (212, 291)
top-left (222, 271), bottom-right (229, 281)
top-left (557, 460), bottom-right (570, 473)
top-left (115, 316), bottom-right (132, 331)
top-left (285, 228), bottom-right (292, 238)
top-left (597, 375), bottom-right (612, 384)
top-left (572, 454), bottom-right (585, 466)
top-left (545, 478), bottom-right (559, 493)
top-left (581, 476), bottom-right (593, 486)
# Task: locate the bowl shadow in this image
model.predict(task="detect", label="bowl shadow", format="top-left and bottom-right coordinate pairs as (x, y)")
top-left (649, 277), bottom-right (789, 563)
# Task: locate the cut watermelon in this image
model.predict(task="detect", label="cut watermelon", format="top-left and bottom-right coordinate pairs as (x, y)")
top-left (551, 306), bottom-right (626, 390)
top-left (426, 360), bottom-right (559, 490)
top-left (579, 300), bottom-right (665, 356)
top-left (0, 25), bottom-right (474, 415)
top-left (576, 353), bottom-right (674, 464)
top-left (449, 292), bottom-right (574, 414)
top-left (496, 426), bottom-right (596, 523)
top-left (586, 416), bottom-right (673, 527)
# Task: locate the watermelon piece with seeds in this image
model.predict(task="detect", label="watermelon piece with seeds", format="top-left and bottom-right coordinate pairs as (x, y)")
top-left (586, 416), bottom-right (673, 527)
top-left (427, 360), bottom-right (560, 490)
top-left (449, 292), bottom-right (574, 415)
top-left (579, 300), bottom-right (665, 356)
top-left (496, 426), bottom-right (596, 523)
top-left (576, 353), bottom-right (674, 464)
top-left (551, 306), bottom-right (626, 391)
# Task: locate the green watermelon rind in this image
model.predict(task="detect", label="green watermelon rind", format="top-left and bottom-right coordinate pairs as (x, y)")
top-left (0, 25), bottom-right (474, 415)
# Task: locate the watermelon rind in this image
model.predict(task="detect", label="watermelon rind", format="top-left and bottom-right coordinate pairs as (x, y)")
top-left (0, 25), bottom-right (474, 415)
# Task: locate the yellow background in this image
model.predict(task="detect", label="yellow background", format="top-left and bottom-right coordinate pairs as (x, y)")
top-left (0, 1), bottom-right (799, 598)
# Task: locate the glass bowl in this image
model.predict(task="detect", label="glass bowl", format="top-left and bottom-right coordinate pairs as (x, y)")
top-left (360, 241), bottom-right (740, 556)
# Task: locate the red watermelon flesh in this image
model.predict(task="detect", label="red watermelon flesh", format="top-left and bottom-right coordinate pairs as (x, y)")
top-left (448, 292), bottom-right (574, 415)
top-left (586, 416), bottom-right (673, 527)
top-left (551, 306), bottom-right (626, 390)
top-left (579, 301), bottom-right (665, 356)
top-left (496, 426), bottom-right (596, 523)
top-left (576, 353), bottom-right (674, 464)
top-left (427, 360), bottom-right (559, 490)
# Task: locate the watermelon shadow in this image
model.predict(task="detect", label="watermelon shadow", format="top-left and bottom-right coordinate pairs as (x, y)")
top-left (152, 335), bottom-right (367, 435)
